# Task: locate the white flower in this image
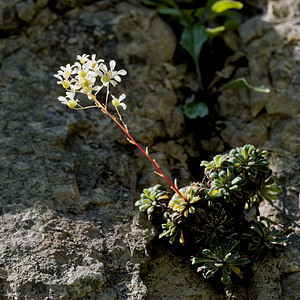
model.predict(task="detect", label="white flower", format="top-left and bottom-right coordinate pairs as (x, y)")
top-left (76, 54), bottom-right (89, 64)
top-left (60, 64), bottom-right (74, 76)
top-left (88, 54), bottom-right (104, 70)
top-left (71, 62), bottom-right (97, 94)
top-left (54, 63), bottom-right (77, 89)
top-left (97, 60), bottom-right (127, 87)
top-left (111, 94), bottom-right (126, 110)
top-left (54, 73), bottom-right (71, 89)
top-left (58, 91), bottom-right (79, 109)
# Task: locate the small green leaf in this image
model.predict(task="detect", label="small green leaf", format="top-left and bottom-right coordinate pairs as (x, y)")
top-left (203, 268), bottom-right (218, 278)
top-left (159, 230), bottom-right (170, 239)
top-left (231, 258), bottom-right (250, 265)
top-left (222, 77), bottom-right (270, 93)
top-left (221, 268), bottom-right (231, 284)
top-left (211, 1), bottom-right (243, 14)
top-left (189, 206), bottom-right (195, 214)
top-left (206, 26), bottom-right (225, 38)
top-left (141, 0), bottom-right (176, 6)
top-left (202, 249), bottom-right (218, 259)
top-left (274, 237), bottom-right (288, 243)
top-left (184, 101), bottom-right (209, 119)
top-left (194, 7), bottom-right (206, 19)
top-left (180, 23), bottom-right (207, 61)
top-left (224, 19), bottom-right (240, 30)
top-left (157, 7), bottom-right (182, 17)
top-left (180, 23), bottom-right (208, 80)
top-left (191, 257), bottom-right (215, 264)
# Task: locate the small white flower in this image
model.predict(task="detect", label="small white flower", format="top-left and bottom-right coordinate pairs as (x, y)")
top-left (111, 94), bottom-right (126, 110)
top-left (76, 54), bottom-right (89, 64)
top-left (58, 91), bottom-right (79, 109)
top-left (54, 73), bottom-right (71, 89)
top-left (71, 61), bottom-right (98, 94)
top-left (60, 64), bottom-right (74, 76)
top-left (97, 60), bottom-right (127, 87)
top-left (89, 54), bottom-right (104, 70)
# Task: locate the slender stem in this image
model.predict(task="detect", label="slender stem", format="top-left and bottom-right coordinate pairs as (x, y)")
top-left (194, 58), bottom-right (203, 90)
top-left (101, 107), bottom-right (186, 200)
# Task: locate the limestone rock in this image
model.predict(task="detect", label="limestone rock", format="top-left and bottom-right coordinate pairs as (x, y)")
top-left (16, 0), bottom-right (37, 22)
top-left (216, 1), bottom-right (300, 299)
top-left (0, 0), bottom-right (300, 299)
top-left (0, 0), bottom-right (185, 298)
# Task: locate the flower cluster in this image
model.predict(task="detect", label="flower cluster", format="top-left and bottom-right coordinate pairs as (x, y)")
top-left (54, 54), bottom-right (127, 110)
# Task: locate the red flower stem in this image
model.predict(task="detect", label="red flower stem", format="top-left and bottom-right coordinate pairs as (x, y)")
top-left (103, 108), bottom-right (186, 200)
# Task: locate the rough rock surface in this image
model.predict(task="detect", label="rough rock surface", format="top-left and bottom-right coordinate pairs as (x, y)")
top-left (0, 0), bottom-right (299, 299)
top-left (215, 1), bottom-right (300, 299)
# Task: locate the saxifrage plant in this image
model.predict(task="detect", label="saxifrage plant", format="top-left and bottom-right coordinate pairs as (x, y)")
top-left (136, 144), bottom-right (287, 286)
top-left (55, 55), bottom-right (287, 292)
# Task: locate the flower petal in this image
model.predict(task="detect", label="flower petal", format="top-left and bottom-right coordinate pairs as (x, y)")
top-left (119, 103), bottom-right (127, 110)
top-left (110, 80), bottom-right (118, 87)
top-left (110, 60), bottom-right (116, 71)
top-left (119, 94), bottom-right (126, 101)
top-left (114, 75), bottom-right (121, 82)
top-left (100, 63), bottom-right (108, 73)
top-left (58, 96), bottom-right (68, 105)
top-left (118, 69), bottom-right (127, 76)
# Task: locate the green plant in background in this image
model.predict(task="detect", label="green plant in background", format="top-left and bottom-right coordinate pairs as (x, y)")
top-left (192, 239), bottom-right (250, 284)
top-left (141, 0), bottom-right (270, 119)
top-left (141, 0), bottom-right (243, 82)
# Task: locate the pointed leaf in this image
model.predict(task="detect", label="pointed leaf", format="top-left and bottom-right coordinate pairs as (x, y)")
top-left (180, 23), bottom-right (207, 63)
top-left (212, 1), bottom-right (243, 14)
top-left (202, 249), bottom-right (218, 260)
top-left (206, 26), bottom-right (226, 38)
top-left (223, 77), bottom-right (270, 93)
top-left (157, 7), bottom-right (182, 17)
top-left (229, 265), bottom-right (243, 278)
top-left (203, 269), bottom-right (218, 278)
top-left (191, 257), bottom-right (215, 264)
top-left (226, 239), bottom-right (239, 253)
top-left (231, 258), bottom-right (250, 265)
top-left (274, 237), bottom-right (288, 243)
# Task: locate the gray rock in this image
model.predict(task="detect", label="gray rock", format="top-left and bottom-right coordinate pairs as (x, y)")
top-left (216, 1), bottom-right (300, 299)
top-left (0, 1), bottom-right (191, 299)
top-left (16, 0), bottom-right (37, 23)
top-left (0, 0), bottom-right (300, 299)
